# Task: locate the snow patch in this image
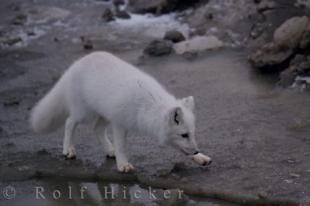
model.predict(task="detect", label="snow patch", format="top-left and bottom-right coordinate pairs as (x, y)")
top-left (112, 13), bottom-right (191, 39)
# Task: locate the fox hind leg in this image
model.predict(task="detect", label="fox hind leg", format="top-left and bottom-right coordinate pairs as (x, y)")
top-left (94, 117), bottom-right (115, 158)
top-left (63, 117), bottom-right (78, 159)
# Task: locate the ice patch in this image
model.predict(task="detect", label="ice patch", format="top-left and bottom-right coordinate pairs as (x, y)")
top-left (112, 13), bottom-right (190, 39)
top-left (173, 35), bottom-right (223, 54)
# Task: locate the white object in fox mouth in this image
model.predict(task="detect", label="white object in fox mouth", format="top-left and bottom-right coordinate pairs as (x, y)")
top-left (192, 153), bottom-right (212, 166)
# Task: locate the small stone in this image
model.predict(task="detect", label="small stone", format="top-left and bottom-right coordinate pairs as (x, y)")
top-left (3, 99), bottom-right (20, 107)
top-left (12, 14), bottom-right (27, 25)
top-left (163, 30), bottom-right (186, 43)
top-left (287, 158), bottom-right (296, 164)
top-left (27, 30), bottom-right (36, 36)
top-left (4, 143), bottom-right (15, 148)
top-left (284, 179), bottom-right (293, 184)
top-left (182, 51), bottom-right (198, 60)
top-left (18, 165), bottom-right (30, 171)
top-left (204, 12), bottom-right (213, 20)
top-left (143, 40), bottom-right (173, 56)
top-left (80, 36), bottom-right (94, 50)
top-left (83, 40), bottom-right (93, 50)
top-left (8, 3), bottom-right (21, 11)
top-left (101, 8), bottom-right (115, 22)
top-left (115, 10), bottom-right (130, 19)
top-left (289, 173), bottom-right (300, 178)
top-left (257, 191), bottom-right (268, 199)
top-left (54, 37), bottom-right (60, 42)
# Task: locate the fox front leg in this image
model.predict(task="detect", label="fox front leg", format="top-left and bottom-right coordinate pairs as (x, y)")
top-left (112, 125), bottom-right (135, 173)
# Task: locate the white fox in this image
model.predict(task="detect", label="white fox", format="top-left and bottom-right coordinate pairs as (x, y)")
top-left (30, 52), bottom-right (211, 173)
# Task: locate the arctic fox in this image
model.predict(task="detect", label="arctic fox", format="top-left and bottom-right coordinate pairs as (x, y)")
top-left (30, 52), bottom-right (211, 173)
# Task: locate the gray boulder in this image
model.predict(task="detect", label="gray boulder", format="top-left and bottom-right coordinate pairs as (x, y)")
top-left (249, 43), bottom-right (293, 70)
top-left (143, 40), bottom-right (173, 56)
top-left (273, 16), bottom-right (309, 49)
top-left (115, 10), bottom-right (131, 19)
top-left (249, 16), bottom-right (310, 71)
top-left (163, 30), bottom-right (185, 43)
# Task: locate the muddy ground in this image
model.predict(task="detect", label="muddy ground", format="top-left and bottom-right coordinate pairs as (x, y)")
top-left (0, 0), bottom-right (310, 205)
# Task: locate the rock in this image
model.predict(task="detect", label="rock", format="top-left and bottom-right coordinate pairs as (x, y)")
top-left (113, 0), bottom-right (126, 7)
top-left (83, 40), bottom-right (93, 50)
top-left (8, 3), bottom-right (21, 11)
top-left (273, 16), bottom-right (309, 49)
top-left (128, 0), bottom-right (170, 14)
top-left (101, 8), bottom-right (115, 22)
top-left (182, 51), bottom-right (198, 60)
top-left (204, 12), bottom-right (214, 20)
top-left (80, 36), bottom-right (94, 50)
top-left (173, 35), bottom-right (223, 55)
top-left (3, 99), bottom-right (20, 107)
top-left (289, 173), bottom-right (301, 178)
top-left (4, 142), bottom-right (15, 148)
top-left (128, 0), bottom-right (199, 14)
top-left (0, 36), bottom-right (22, 46)
top-left (279, 55), bottom-right (310, 86)
top-left (143, 40), bottom-right (173, 56)
top-left (163, 30), bottom-right (185, 43)
top-left (300, 23), bottom-right (310, 49)
top-left (53, 37), bottom-right (60, 42)
top-left (249, 43), bottom-right (293, 71)
top-left (249, 16), bottom-right (310, 71)
top-left (279, 67), bottom-right (297, 87)
top-left (11, 13), bottom-right (27, 25)
top-left (115, 10), bottom-right (131, 19)
top-left (290, 54), bottom-right (307, 66)
top-left (257, 0), bottom-right (276, 12)
top-left (293, 55), bottom-right (310, 75)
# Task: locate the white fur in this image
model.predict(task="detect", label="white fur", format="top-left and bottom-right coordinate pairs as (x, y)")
top-left (30, 51), bottom-right (211, 172)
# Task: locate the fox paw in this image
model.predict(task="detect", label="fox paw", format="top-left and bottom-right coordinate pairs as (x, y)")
top-left (117, 163), bottom-right (135, 173)
top-left (192, 153), bottom-right (212, 166)
top-left (63, 146), bottom-right (76, 160)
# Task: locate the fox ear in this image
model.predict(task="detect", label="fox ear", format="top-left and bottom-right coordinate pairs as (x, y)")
top-left (168, 107), bottom-right (183, 125)
top-left (181, 96), bottom-right (195, 111)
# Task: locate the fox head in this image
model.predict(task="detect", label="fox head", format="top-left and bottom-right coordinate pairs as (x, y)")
top-left (163, 96), bottom-right (199, 155)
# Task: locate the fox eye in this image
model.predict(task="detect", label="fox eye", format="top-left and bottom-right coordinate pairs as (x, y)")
top-left (181, 133), bottom-right (189, 138)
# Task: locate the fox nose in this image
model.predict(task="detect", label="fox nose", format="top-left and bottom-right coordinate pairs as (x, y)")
top-left (202, 159), bottom-right (212, 166)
